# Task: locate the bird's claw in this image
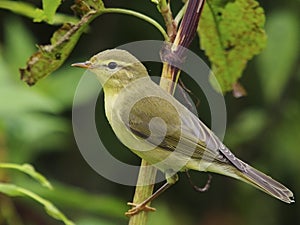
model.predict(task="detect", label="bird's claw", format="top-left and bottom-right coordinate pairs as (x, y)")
top-left (125, 202), bottom-right (156, 216)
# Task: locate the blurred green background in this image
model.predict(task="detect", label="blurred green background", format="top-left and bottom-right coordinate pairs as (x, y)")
top-left (0, 0), bottom-right (299, 225)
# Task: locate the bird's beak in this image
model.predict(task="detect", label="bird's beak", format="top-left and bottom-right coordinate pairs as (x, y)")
top-left (71, 61), bottom-right (92, 69)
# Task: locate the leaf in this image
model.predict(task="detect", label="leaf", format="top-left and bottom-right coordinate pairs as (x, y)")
top-left (0, 183), bottom-right (75, 225)
top-left (19, 21), bottom-right (86, 86)
top-left (0, 163), bottom-right (52, 189)
top-left (43, 0), bottom-right (62, 23)
top-left (256, 11), bottom-right (300, 104)
top-left (0, 1), bottom-right (44, 22)
top-left (198, 0), bottom-right (267, 93)
top-left (71, 0), bottom-right (105, 16)
top-left (0, 1), bottom-right (77, 24)
top-left (20, 0), bottom-right (105, 86)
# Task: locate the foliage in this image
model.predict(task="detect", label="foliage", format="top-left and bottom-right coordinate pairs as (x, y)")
top-left (0, 13), bottom-right (126, 225)
top-left (0, 163), bottom-right (74, 225)
top-left (0, 0), bottom-right (77, 24)
top-left (20, 1), bottom-right (103, 85)
top-left (0, 0), bottom-right (299, 225)
top-left (198, 0), bottom-right (267, 93)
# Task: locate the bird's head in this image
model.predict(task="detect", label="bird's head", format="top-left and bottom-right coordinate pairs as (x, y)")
top-left (72, 49), bottom-right (148, 91)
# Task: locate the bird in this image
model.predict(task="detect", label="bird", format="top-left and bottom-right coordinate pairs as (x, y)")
top-left (72, 49), bottom-right (294, 215)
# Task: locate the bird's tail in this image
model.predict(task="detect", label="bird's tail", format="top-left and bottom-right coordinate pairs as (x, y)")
top-left (234, 159), bottom-right (294, 204)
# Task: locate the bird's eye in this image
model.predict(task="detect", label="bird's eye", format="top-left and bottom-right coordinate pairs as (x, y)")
top-left (107, 61), bottom-right (118, 70)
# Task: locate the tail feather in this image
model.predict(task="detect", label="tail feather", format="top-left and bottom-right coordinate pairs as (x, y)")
top-left (237, 159), bottom-right (294, 204)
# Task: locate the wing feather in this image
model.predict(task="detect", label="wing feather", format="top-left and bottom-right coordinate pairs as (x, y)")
top-left (120, 93), bottom-right (231, 167)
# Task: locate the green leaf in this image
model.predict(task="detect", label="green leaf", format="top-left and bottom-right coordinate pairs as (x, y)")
top-left (19, 20), bottom-right (89, 86)
top-left (0, 1), bottom-right (77, 24)
top-left (0, 1), bottom-right (45, 22)
top-left (20, 0), bottom-right (105, 86)
top-left (198, 0), bottom-right (267, 93)
top-left (257, 11), bottom-right (300, 104)
top-left (0, 163), bottom-right (53, 189)
top-left (71, 0), bottom-right (105, 16)
top-left (43, 0), bottom-right (62, 23)
top-left (0, 183), bottom-right (75, 225)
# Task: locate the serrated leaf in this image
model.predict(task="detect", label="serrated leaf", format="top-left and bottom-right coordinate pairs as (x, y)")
top-left (198, 0), bottom-right (267, 93)
top-left (0, 163), bottom-right (52, 189)
top-left (0, 183), bottom-right (75, 225)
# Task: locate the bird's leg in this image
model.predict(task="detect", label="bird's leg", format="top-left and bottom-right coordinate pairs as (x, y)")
top-left (186, 170), bottom-right (212, 192)
top-left (125, 182), bottom-right (170, 216)
top-left (125, 173), bottom-right (178, 216)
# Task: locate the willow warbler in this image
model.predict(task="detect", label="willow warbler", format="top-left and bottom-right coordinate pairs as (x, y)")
top-left (72, 49), bottom-right (294, 213)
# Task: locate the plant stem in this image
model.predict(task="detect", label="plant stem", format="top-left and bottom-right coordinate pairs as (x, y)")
top-left (157, 0), bottom-right (177, 41)
top-left (126, 2), bottom-right (194, 224)
top-left (128, 160), bottom-right (157, 225)
top-left (102, 8), bottom-right (169, 41)
top-left (126, 2), bottom-right (174, 224)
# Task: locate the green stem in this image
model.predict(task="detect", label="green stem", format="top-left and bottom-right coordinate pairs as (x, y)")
top-left (102, 8), bottom-right (169, 41)
top-left (156, 0), bottom-right (176, 41)
top-left (128, 160), bottom-right (157, 225)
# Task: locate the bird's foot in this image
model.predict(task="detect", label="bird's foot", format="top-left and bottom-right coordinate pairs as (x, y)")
top-left (125, 202), bottom-right (156, 216)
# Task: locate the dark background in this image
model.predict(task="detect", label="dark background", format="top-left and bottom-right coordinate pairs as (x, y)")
top-left (0, 0), bottom-right (299, 225)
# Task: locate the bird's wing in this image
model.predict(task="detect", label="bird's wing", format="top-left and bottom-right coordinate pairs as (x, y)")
top-left (116, 82), bottom-right (294, 204)
top-left (118, 93), bottom-right (238, 167)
